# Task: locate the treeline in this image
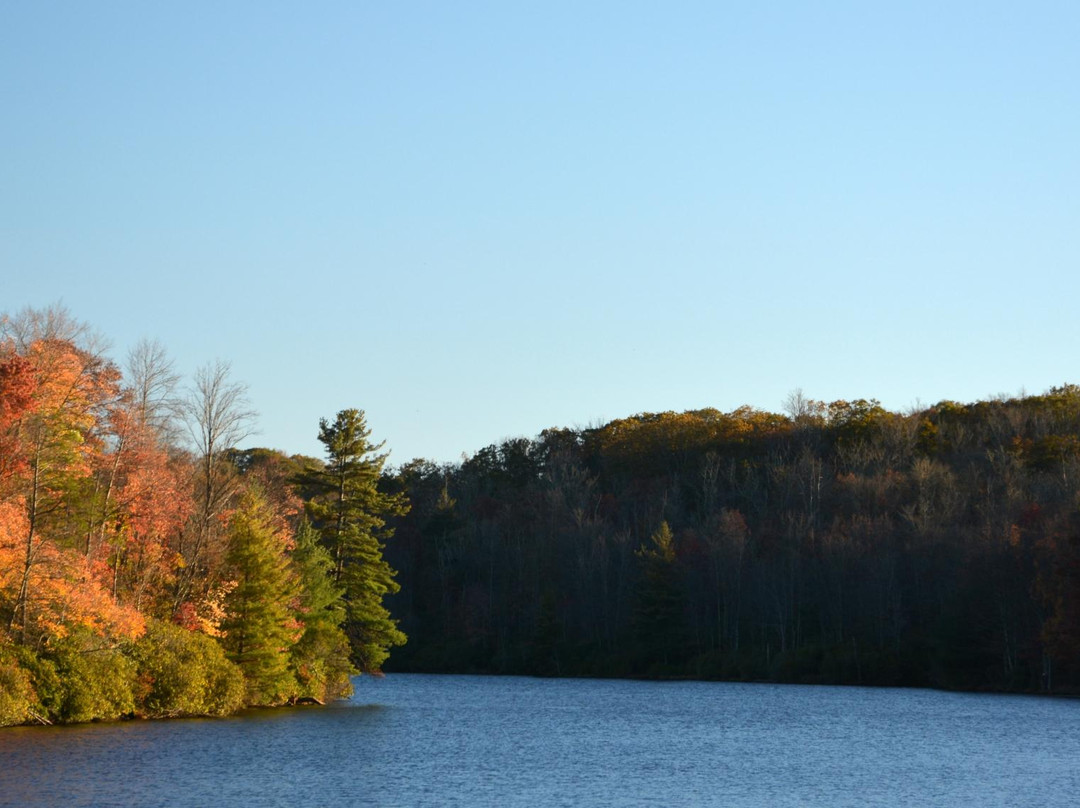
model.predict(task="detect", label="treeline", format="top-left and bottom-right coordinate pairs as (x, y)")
top-left (6, 305), bottom-right (1079, 723)
top-left (383, 391), bottom-right (1080, 692)
top-left (0, 306), bottom-right (405, 726)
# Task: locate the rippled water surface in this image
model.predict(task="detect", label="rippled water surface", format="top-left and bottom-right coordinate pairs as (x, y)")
top-left (2, 674), bottom-right (1078, 807)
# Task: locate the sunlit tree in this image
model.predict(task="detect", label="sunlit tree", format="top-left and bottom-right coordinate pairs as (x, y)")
top-left (305, 409), bottom-right (409, 673)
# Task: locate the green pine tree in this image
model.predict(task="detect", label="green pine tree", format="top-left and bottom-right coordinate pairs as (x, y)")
top-left (305, 409), bottom-right (409, 674)
top-left (289, 520), bottom-right (355, 701)
top-left (220, 488), bottom-right (299, 705)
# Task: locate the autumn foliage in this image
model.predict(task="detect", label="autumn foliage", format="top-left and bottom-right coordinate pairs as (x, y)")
top-left (0, 306), bottom-right (359, 725)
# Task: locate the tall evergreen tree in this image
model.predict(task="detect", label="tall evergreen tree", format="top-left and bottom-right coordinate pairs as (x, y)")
top-left (306, 409), bottom-right (409, 674)
top-left (220, 488), bottom-right (298, 705)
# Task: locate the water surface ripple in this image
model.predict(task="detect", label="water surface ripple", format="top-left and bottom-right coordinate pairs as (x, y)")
top-left (1, 674), bottom-right (1077, 807)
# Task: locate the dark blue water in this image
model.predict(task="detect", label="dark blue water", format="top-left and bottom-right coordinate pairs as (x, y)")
top-left (1, 674), bottom-right (1078, 807)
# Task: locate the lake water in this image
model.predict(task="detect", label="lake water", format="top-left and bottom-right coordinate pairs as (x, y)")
top-left (1, 674), bottom-right (1078, 807)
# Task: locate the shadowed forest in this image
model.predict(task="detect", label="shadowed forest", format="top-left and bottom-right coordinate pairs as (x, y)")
top-left (382, 390), bottom-right (1080, 692)
top-left (3, 306), bottom-right (1080, 728)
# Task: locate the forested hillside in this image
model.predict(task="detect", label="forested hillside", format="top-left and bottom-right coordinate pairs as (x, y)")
top-left (0, 307), bottom-right (404, 726)
top-left (4, 305), bottom-right (1079, 730)
top-left (383, 391), bottom-right (1080, 692)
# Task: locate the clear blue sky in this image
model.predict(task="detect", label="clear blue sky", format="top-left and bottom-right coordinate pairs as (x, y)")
top-left (3, 2), bottom-right (1078, 465)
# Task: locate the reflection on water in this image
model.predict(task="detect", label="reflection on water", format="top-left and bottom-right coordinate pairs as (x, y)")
top-left (1, 674), bottom-right (1078, 807)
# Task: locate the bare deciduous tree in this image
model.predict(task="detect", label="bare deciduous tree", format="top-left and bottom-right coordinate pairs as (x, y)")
top-left (127, 338), bottom-right (182, 443)
top-left (176, 360), bottom-right (257, 605)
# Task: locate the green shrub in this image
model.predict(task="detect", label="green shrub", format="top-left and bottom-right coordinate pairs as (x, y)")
top-left (0, 643), bottom-right (36, 726)
top-left (13, 645), bottom-right (62, 720)
top-left (15, 637), bottom-right (137, 724)
top-left (131, 620), bottom-right (244, 717)
top-left (47, 636), bottom-right (137, 723)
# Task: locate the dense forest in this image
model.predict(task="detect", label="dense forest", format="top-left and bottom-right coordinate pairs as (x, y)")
top-left (381, 391), bottom-right (1080, 693)
top-left (4, 306), bottom-right (1080, 727)
top-left (0, 306), bottom-right (405, 726)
